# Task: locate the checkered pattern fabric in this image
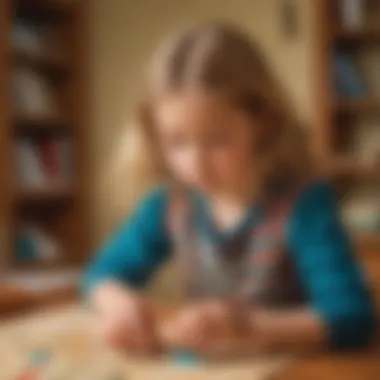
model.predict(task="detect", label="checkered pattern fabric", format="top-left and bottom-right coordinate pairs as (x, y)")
top-left (168, 185), bottom-right (307, 306)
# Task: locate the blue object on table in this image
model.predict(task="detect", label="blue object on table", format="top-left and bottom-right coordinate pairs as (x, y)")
top-left (170, 350), bottom-right (200, 367)
top-left (29, 349), bottom-right (52, 367)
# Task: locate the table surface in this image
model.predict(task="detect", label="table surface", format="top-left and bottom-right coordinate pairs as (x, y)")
top-left (1, 301), bottom-right (378, 380)
top-left (156, 303), bottom-right (380, 380)
top-left (277, 342), bottom-right (380, 380)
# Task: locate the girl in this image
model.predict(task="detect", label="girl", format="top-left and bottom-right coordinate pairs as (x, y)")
top-left (83, 23), bottom-right (376, 355)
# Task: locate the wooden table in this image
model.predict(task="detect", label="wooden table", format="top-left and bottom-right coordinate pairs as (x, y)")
top-left (0, 285), bottom-right (76, 318)
top-left (277, 342), bottom-right (380, 380)
top-left (1, 299), bottom-right (378, 379)
top-left (158, 302), bottom-right (380, 379)
top-left (155, 301), bottom-right (380, 380)
top-left (278, 249), bottom-right (380, 380)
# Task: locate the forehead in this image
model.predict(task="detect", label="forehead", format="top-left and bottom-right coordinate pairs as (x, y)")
top-left (153, 90), bottom-right (243, 131)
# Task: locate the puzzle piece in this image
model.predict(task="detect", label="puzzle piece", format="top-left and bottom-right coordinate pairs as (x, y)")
top-left (170, 350), bottom-right (200, 367)
top-left (29, 348), bottom-right (52, 367)
top-left (16, 369), bottom-right (38, 380)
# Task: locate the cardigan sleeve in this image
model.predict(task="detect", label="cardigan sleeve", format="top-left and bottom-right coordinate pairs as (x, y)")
top-left (81, 187), bottom-right (171, 295)
top-left (287, 182), bottom-right (377, 349)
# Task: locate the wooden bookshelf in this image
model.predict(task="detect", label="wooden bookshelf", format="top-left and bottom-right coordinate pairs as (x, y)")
top-left (334, 98), bottom-right (380, 114)
top-left (13, 50), bottom-right (70, 75)
top-left (17, 185), bottom-right (74, 203)
top-left (13, 257), bottom-right (67, 271)
top-left (0, 284), bottom-right (76, 318)
top-left (314, 1), bottom-right (380, 255)
top-left (335, 26), bottom-right (380, 42)
top-left (15, 115), bottom-right (68, 131)
top-left (356, 234), bottom-right (380, 250)
top-left (0, 0), bottom-right (89, 284)
top-left (17, 0), bottom-right (76, 14)
top-left (327, 158), bottom-right (379, 180)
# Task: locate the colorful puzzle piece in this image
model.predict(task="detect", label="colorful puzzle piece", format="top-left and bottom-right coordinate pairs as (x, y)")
top-left (29, 348), bottom-right (52, 367)
top-left (16, 369), bottom-right (38, 380)
top-left (170, 350), bottom-right (200, 367)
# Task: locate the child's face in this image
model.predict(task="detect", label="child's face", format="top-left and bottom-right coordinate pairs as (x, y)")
top-left (154, 90), bottom-right (262, 193)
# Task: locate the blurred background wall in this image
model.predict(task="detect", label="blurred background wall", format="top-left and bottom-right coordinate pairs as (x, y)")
top-left (88, 0), bottom-right (314, 241)
top-left (2, 0), bottom-right (380, 307)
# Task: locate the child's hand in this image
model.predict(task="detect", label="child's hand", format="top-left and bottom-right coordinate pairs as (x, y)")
top-left (92, 282), bottom-right (159, 353)
top-left (161, 300), bottom-right (253, 353)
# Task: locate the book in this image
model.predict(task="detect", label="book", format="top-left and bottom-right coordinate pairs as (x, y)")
top-left (13, 67), bottom-right (59, 118)
top-left (333, 50), bottom-right (367, 99)
top-left (14, 139), bottom-right (46, 188)
top-left (15, 224), bottom-right (61, 264)
top-left (342, 194), bottom-right (380, 233)
top-left (12, 19), bottom-right (46, 55)
top-left (339, 0), bottom-right (366, 29)
top-left (57, 138), bottom-right (74, 185)
top-left (40, 139), bottom-right (60, 183)
top-left (15, 137), bottom-right (73, 189)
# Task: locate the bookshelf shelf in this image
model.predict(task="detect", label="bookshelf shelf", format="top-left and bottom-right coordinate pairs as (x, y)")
top-left (13, 51), bottom-right (70, 75)
top-left (355, 234), bottom-right (380, 250)
top-left (13, 259), bottom-right (64, 271)
top-left (334, 27), bottom-right (380, 43)
top-left (315, 1), bottom-right (380, 259)
top-left (17, 186), bottom-right (74, 203)
top-left (14, 115), bottom-right (68, 133)
top-left (0, 0), bottom-right (89, 279)
top-left (335, 27), bottom-right (380, 43)
top-left (334, 98), bottom-right (380, 114)
top-left (17, 0), bottom-right (75, 19)
top-left (327, 159), bottom-right (378, 181)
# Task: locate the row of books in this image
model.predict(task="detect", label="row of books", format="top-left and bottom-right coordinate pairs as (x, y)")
top-left (13, 67), bottom-right (60, 119)
top-left (333, 50), bottom-right (367, 99)
top-left (339, 0), bottom-right (380, 29)
top-left (334, 1), bottom-right (380, 99)
top-left (342, 193), bottom-right (380, 233)
top-left (12, 18), bottom-right (62, 118)
top-left (15, 137), bottom-right (73, 188)
top-left (12, 17), bottom-right (63, 59)
top-left (15, 223), bottom-right (61, 264)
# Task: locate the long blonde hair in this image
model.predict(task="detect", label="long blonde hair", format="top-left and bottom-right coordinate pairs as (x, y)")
top-left (107, 22), bottom-right (315, 224)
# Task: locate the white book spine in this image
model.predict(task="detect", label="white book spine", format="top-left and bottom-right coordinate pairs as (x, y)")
top-left (15, 140), bottom-right (45, 187)
top-left (340, 0), bottom-right (365, 29)
top-left (26, 226), bottom-right (60, 261)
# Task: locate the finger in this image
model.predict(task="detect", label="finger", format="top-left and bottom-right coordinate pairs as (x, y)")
top-left (130, 308), bottom-right (158, 353)
top-left (100, 318), bottom-right (129, 349)
top-left (159, 315), bottom-right (179, 348)
top-left (176, 310), bottom-right (211, 350)
top-left (104, 311), bottom-right (146, 352)
top-left (159, 311), bottom-right (193, 349)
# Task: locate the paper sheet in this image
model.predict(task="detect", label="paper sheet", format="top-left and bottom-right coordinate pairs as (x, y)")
top-left (0, 306), bottom-right (293, 380)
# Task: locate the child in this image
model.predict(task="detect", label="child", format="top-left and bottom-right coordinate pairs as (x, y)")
top-left (83, 23), bottom-right (376, 355)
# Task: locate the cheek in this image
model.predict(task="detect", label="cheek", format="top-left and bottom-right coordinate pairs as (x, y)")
top-left (163, 147), bottom-right (196, 178)
top-left (211, 135), bottom-right (253, 172)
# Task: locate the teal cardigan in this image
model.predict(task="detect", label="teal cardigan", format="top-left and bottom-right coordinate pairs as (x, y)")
top-left (82, 182), bottom-right (376, 349)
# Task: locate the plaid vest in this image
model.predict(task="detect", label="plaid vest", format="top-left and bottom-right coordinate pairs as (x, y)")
top-left (167, 183), bottom-right (307, 307)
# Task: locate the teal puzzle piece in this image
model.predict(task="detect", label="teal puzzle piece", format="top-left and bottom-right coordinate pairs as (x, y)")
top-left (170, 350), bottom-right (200, 367)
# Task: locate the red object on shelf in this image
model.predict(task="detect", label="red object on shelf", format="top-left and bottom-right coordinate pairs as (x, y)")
top-left (40, 139), bottom-right (59, 181)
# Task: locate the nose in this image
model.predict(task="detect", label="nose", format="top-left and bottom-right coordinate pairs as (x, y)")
top-left (191, 146), bottom-right (207, 171)
top-left (189, 146), bottom-right (210, 182)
